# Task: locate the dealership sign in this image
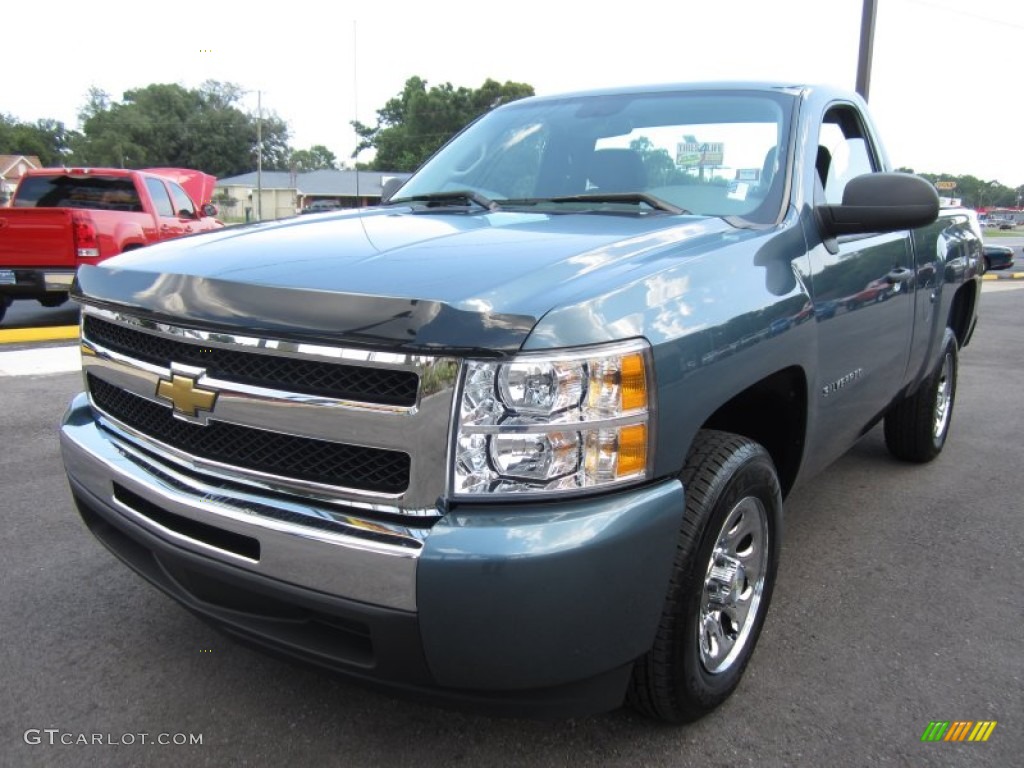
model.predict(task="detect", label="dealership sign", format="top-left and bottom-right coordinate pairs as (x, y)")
top-left (677, 142), bottom-right (724, 167)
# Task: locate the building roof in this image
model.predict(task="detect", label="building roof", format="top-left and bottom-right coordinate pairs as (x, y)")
top-left (217, 169), bottom-right (411, 197)
top-left (0, 154), bottom-right (43, 179)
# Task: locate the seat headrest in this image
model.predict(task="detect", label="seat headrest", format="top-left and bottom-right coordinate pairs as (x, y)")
top-left (586, 149), bottom-right (646, 193)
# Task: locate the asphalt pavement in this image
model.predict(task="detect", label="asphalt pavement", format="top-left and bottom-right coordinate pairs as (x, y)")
top-left (0, 283), bottom-right (1021, 767)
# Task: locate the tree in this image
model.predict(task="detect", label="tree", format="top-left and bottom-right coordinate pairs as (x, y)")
top-left (289, 144), bottom-right (338, 172)
top-left (897, 168), bottom-right (1022, 209)
top-left (72, 81), bottom-right (291, 177)
top-left (0, 113), bottom-right (78, 166)
top-left (630, 136), bottom-right (680, 187)
top-left (352, 77), bottom-right (534, 172)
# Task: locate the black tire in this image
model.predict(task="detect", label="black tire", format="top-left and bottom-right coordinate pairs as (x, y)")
top-left (884, 329), bottom-right (958, 463)
top-left (628, 430), bottom-right (783, 722)
top-left (0, 296), bottom-right (8, 325)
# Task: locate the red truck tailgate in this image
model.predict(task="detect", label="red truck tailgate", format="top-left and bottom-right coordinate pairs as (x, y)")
top-left (0, 208), bottom-right (76, 268)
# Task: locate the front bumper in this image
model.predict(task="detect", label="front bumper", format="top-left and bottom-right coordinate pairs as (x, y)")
top-left (61, 393), bottom-right (685, 716)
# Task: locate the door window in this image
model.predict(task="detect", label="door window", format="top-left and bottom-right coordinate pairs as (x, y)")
top-left (167, 182), bottom-right (197, 219)
top-left (144, 178), bottom-right (175, 217)
top-left (817, 107), bottom-right (880, 204)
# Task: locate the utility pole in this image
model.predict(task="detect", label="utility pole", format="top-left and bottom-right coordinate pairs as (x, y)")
top-left (256, 90), bottom-right (263, 221)
top-left (353, 21), bottom-right (360, 205)
top-left (856, 0), bottom-right (878, 100)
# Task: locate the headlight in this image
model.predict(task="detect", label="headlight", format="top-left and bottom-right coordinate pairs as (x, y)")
top-left (451, 340), bottom-right (654, 496)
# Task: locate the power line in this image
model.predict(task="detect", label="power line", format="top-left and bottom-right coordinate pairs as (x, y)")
top-left (900, 0), bottom-right (1024, 32)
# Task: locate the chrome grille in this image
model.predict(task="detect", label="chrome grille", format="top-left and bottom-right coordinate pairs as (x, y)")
top-left (88, 375), bottom-right (411, 494)
top-left (79, 307), bottom-right (461, 516)
top-left (83, 315), bottom-right (418, 406)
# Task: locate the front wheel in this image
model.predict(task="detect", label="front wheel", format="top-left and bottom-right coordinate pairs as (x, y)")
top-left (884, 329), bottom-right (958, 463)
top-left (628, 430), bottom-right (783, 722)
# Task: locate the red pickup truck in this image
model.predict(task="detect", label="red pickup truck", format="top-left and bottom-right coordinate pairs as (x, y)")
top-left (0, 167), bottom-right (222, 324)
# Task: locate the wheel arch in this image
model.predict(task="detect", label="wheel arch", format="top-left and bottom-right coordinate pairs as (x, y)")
top-left (948, 280), bottom-right (979, 348)
top-left (699, 366), bottom-right (807, 498)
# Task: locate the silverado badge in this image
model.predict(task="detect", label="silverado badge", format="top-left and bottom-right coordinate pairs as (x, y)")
top-left (156, 369), bottom-right (218, 422)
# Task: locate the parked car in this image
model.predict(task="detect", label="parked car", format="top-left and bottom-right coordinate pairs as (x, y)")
top-left (0, 167), bottom-right (222, 322)
top-left (984, 218), bottom-right (1015, 230)
top-left (982, 244), bottom-right (1015, 271)
top-left (301, 200), bottom-right (342, 214)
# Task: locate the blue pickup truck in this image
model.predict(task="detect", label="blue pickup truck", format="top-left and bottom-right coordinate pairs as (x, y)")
top-left (60, 83), bottom-right (981, 722)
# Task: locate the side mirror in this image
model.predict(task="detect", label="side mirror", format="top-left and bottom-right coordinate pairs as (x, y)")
top-left (380, 177), bottom-right (405, 203)
top-left (817, 173), bottom-right (939, 238)
top-left (201, 203), bottom-right (218, 218)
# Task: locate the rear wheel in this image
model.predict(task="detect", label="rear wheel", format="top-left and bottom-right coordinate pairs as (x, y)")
top-left (884, 329), bottom-right (958, 463)
top-left (628, 430), bottom-right (782, 722)
top-left (0, 296), bottom-right (9, 325)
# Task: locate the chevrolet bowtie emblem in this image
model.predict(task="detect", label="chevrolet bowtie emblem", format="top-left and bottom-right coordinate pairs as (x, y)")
top-left (156, 372), bottom-right (218, 420)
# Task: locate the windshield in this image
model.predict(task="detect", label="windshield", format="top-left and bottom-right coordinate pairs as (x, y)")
top-left (397, 88), bottom-right (794, 223)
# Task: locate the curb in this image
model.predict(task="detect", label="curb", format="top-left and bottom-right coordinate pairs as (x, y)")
top-left (0, 326), bottom-right (79, 345)
top-left (981, 273), bottom-right (1024, 281)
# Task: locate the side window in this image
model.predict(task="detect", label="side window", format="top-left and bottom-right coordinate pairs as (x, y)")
top-left (145, 178), bottom-right (175, 217)
top-left (167, 182), bottom-right (197, 219)
top-left (817, 107), bottom-right (879, 205)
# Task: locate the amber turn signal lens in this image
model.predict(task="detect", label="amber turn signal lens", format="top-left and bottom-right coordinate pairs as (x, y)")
top-left (620, 353), bottom-right (647, 412)
top-left (616, 423), bottom-right (648, 477)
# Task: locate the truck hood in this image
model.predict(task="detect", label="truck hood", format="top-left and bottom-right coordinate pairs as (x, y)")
top-left (143, 168), bottom-right (217, 207)
top-left (75, 207), bottom-right (738, 353)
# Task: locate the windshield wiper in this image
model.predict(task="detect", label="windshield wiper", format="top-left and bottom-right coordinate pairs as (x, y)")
top-left (544, 193), bottom-right (689, 214)
top-left (387, 190), bottom-right (500, 211)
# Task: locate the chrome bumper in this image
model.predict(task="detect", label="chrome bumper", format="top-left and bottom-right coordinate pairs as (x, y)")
top-left (43, 271), bottom-right (76, 291)
top-left (60, 393), bottom-right (423, 611)
top-left (0, 268), bottom-right (75, 294)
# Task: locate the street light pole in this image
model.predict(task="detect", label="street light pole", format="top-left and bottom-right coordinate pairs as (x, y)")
top-left (856, 0), bottom-right (878, 100)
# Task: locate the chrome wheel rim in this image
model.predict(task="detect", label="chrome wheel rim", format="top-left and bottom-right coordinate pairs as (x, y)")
top-left (933, 352), bottom-right (953, 440)
top-left (698, 496), bottom-right (769, 675)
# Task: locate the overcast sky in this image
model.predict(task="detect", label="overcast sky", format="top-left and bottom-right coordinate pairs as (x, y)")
top-left (7, 0), bottom-right (1022, 189)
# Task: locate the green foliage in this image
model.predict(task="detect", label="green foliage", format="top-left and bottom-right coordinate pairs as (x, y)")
top-left (897, 168), bottom-right (1022, 208)
top-left (0, 113), bottom-right (79, 166)
top-left (630, 137), bottom-right (678, 186)
top-left (352, 77), bottom-right (535, 172)
top-left (289, 144), bottom-right (338, 171)
top-left (70, 81), bottom-right (290, 177)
